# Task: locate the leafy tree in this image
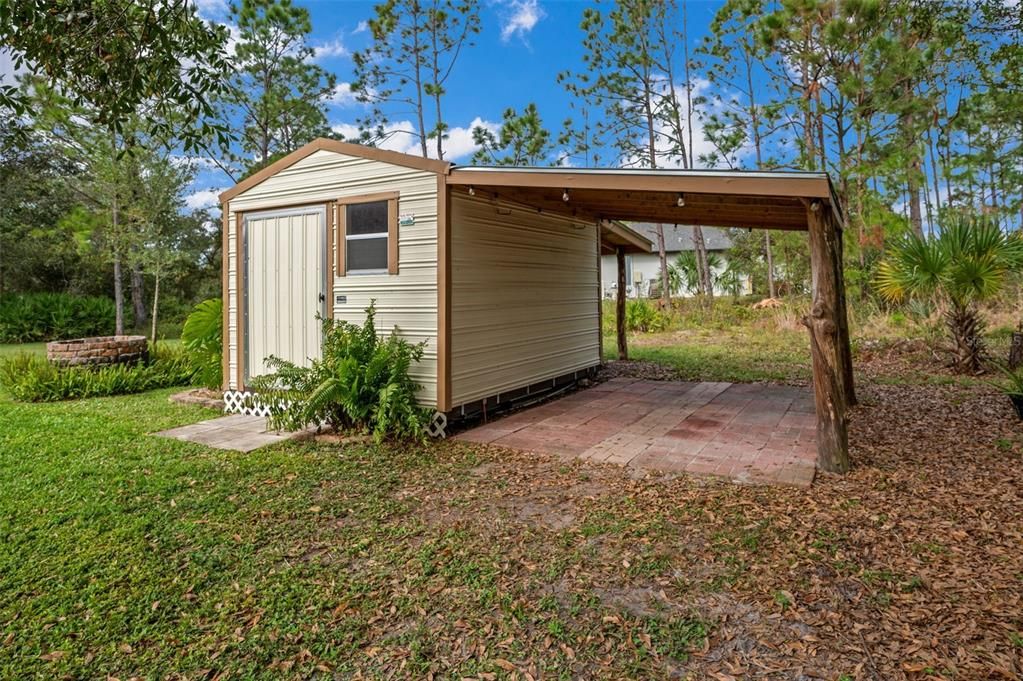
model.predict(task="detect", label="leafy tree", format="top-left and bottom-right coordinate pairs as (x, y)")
top-left (876, 216), bottom-right (1023, 373)
top-left (0, 0), bottom-right (231, 151)
top-left (0, 121), bottom-right (82, 295)
top-left (352, 0), bottom-right (480, 159)
top-left (471, 104), bottom-right (553, 166)
top-left (215, 0), bottom-right (336, 179)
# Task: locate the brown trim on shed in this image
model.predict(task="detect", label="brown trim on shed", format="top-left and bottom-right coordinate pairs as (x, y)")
top-left (235, 211), bottom-right (244, 391)
top-left (436, 174), bottom-right (451, 412)
top-left (333, 190), bottom-right (401, 277)
top-left (446, 168), bottom-right (831, 200)
top-left (219, 138), bottom-right (449, 204)
top-left (325, 200), bottom-right (334, 319)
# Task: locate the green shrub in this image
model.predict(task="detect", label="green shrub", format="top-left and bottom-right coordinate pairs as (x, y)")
top-left (0, 292), bottom-right (117, 343)
top-left (625, 299), bottom-right (668, 333)
top-left (181, 298), bottom-right (222, 390)
top-left (249, 303), bottom-right (430, 442)
top-left (0, 345), bottom-right (193, 402)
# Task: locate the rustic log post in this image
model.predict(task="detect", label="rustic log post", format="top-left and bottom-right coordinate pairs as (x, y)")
top-left (805, 200), bottom-right (850, 473)
top-left (616, 247), bottom-right (628, 360)
top-left (832, 211), bottom-right (857, 406)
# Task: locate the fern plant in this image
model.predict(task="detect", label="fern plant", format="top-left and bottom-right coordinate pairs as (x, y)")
top-left (250, 302), bottom-right (430, 442)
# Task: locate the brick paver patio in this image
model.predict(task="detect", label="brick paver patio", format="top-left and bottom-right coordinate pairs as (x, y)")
top-left (454, 377), bottom-right (817, 487)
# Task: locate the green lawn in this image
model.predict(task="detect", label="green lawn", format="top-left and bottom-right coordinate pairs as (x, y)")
top-left (0, 338), bottom-right (181, 358)
top-left (606, 326), bottom-right (812, 384)
top-left (0, 342), bottom-right (46, 358)
top-left (3, 326), bottom-right (1019, 678)
top-left (0, 390), bottom-right (712, 678)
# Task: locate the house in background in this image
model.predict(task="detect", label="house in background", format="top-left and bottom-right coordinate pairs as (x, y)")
top-left (599, 223), bottom-right (750, 298)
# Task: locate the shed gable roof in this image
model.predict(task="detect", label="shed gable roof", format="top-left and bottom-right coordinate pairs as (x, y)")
top-left (219, 138), bottom-right (450, 204)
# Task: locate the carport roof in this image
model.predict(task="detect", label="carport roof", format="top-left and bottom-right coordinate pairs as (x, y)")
top-left (446, 166), bottom-right (842, 232)
top-left (218, 138), bottom-right (842, 234)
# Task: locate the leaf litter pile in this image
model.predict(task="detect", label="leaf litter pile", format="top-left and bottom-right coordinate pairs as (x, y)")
top-left (6, 351), bottom-right (1022, 680)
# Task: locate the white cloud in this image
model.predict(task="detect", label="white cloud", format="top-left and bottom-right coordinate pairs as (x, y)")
top-left (184, 189), bottom-right (222, 210)
top-left (444, 117), bottom-right (498, 160)
top-left (354, 20), bottom-right (370, 34)
top-left (326, 82), bottom-right (359, 107)
top-left (0, 49), bottom-right (26, 88)
top-left (310, 37), bottom-right (347, 61)
top-left (194, 0), bottom-right (229, 20)
top-left (330, 116), bottom-right (498, 161)
top-left (500, 0), bottom-right (545, 43)
top-left (170, 155), bottom-right (222, 171)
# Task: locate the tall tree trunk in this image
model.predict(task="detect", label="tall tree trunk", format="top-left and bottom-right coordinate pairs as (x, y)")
top-left (656, 226), bottom-right (669, 304)
top-left (765, 232), bottom-right (776, 298)
top-left (692, 227), bottom-right (712, 297)
top-left (131, 262), bottom-right (147, 325)
top-left (412, 8), bottom-right (429, 158)
top-left (112, 187), bottom-right (124, 335)
top-left (113, 252), bottom-right (124, 336)
top-left (150, 270), bottom-right (160, 345)
top-left (642, 76), bottom-right (671, 309)
top-left (430, 22), bottom-right (444, 160)
top-left (907, 177), bottom-right (923, 237)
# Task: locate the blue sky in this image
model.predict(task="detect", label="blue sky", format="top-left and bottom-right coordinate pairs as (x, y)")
top-left (185, 0), bottom-right (727, 210)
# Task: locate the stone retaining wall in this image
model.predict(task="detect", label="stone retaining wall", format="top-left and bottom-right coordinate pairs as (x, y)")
top-left (47, 335), bottom-right (149, 367)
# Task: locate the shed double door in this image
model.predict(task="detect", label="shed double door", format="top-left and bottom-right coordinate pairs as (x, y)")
top-left (244, 206), bottom-right (327, 381)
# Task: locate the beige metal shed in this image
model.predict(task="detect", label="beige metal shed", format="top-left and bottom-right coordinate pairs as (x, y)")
top-left (219, 138), bottom-right (853, 472)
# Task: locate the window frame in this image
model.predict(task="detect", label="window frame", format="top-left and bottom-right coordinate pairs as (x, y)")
top-left (335, 191), bottom-right (399, 277)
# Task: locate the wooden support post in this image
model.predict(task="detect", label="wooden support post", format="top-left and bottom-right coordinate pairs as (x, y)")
top-left (832, 212), bottom-right (857, 406)
top-left (805, 201), bottom-right (850, 473)
top-left (616, 247), bottom-right (628, 360)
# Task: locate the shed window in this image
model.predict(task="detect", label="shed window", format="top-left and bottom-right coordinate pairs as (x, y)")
top-left (336, 194), bottom-right (398, 276)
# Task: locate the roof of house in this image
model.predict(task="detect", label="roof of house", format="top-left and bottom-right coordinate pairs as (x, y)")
top-left (625, 223), bottom-right (733, 252)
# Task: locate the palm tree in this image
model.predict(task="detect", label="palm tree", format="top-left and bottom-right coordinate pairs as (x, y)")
top-left (666, 251), bottom-right (723, 296)
top-left (875, 216), bottom-right (1023, 373)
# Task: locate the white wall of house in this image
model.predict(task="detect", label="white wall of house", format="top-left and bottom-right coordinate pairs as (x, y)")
top-left (600, 252), bottom-right (748, 298)
top-left (225, 148), bottom-right (440, 405)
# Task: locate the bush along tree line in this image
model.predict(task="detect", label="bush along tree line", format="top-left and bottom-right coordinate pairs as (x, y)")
top-left (0, 345), bottom-right (195, 402)
top-left (0, 293), bottom-right (116, 343)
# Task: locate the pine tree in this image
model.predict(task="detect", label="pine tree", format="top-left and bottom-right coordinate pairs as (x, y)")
top-left (352, 0), bottom-right (480, 159)
top-left (471, 104), bottom-right (553, 166)
top-left (218, 0), bottom-right (336, 179)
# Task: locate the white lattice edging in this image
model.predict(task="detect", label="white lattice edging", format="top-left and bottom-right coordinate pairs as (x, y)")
top-left (223, 390), bottom-right (449, 438)
top-left (222, 390), bottom-right (274, 417)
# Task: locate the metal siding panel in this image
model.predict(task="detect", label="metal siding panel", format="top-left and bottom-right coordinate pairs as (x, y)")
top-left (229, 149), bottom-right (438, 406)
top-left (449, 193), bottom-right (600, 406)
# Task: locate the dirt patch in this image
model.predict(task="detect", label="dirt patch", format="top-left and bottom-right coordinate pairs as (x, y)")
top-left (169, 388), bottom-right (223, 410)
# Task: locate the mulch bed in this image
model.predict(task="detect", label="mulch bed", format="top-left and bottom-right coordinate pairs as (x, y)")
top-left (381, 352), bottom-right (1023, 679)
